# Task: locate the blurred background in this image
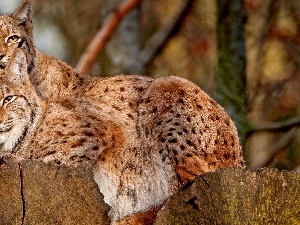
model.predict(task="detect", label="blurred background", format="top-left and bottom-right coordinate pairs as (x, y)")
top-left (1, 0), bottom-right (300, 172)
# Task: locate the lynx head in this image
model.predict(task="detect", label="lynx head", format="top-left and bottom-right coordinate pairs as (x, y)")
top-left (0, 49), bottom-right (40, 152)
top-left (0, 0), bottom-right (36, 76)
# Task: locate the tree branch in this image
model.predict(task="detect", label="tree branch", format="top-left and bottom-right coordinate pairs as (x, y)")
top-left (260, 127), bottom-right (298, 168)
top-left (76, 0), bottom-right (142, 75)
top-left (250, 116), bottom-right (300, 133)
top-left (139, 0), bottom-right (196, 67)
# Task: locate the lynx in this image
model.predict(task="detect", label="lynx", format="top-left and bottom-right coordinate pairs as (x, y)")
top-left (1, 1), bottom-right (245, 224)
top-left (1, 49), bottom-right (244, 224)
top-left (0, 0), bottom-right (88, 99)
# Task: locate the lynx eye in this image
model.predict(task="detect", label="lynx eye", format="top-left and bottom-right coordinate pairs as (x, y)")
top-left (6, 35), bottom-right (21, 45)
top-left (2, 96), bottom-right (17, 105)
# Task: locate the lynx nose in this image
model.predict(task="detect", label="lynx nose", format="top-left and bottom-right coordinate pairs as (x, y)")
top-left (0, 53), bottom-right (6, 67)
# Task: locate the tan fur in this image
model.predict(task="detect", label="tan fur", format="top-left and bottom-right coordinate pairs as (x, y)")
top-left (114, 207), bottom-right (160, 225)
top-left (0, 0), bottom-right (88, 99)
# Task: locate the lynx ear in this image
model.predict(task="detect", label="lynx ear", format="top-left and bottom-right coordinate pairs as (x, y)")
top-left (5, 49), bottom-right (29, 85)
top-left (11, 0), bottom-right (32, 25)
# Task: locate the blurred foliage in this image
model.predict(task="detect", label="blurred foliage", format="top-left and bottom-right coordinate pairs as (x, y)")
top-left (245, 0), bottom-right (300, 171)
top-left (1, 0), bottom-right (300, 172)
top-left (31, 0), bottom-right (217, 92)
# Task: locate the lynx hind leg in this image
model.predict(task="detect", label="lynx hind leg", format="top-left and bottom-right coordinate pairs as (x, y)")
top-left (138, 76), bottom-right (244, 184)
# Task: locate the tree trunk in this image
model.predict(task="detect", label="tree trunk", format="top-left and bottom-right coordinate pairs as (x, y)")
top-left (215, 0), bottom-right (249, 146)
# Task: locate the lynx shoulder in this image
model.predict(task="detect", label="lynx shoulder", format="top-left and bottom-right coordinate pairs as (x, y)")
top-left (0, 0), bottom-right (87, 99)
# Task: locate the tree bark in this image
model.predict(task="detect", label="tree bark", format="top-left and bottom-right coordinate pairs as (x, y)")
top-left (0, 156), bottom-right (111, 225)
top-left (154, 168), bottom-right (300, 224)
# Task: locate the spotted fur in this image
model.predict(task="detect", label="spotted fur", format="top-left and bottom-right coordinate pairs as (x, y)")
top-left (0, 1), bottom-right (245, 224)
top-left (0, 49), bottom-right (244, 223)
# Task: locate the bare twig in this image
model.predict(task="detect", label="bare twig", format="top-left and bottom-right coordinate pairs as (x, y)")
top-left (249, 116), bottom-right (300, 134)
top-left (76, 0), bottom-right (142, 75)
top-left (270, 127), bottom-right (298, 152)
top-left (249, 116), bottom-right (300, 168)
top-left (139, 0), bottom-right (196, 67)
top-left (260, 127), bottom-right (298, 168)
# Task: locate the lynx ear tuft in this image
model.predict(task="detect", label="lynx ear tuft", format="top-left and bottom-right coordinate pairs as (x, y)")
top-left (5, 49), bottom-right (29, 85)
top-left (11, 0), bottom-right (32, 25)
